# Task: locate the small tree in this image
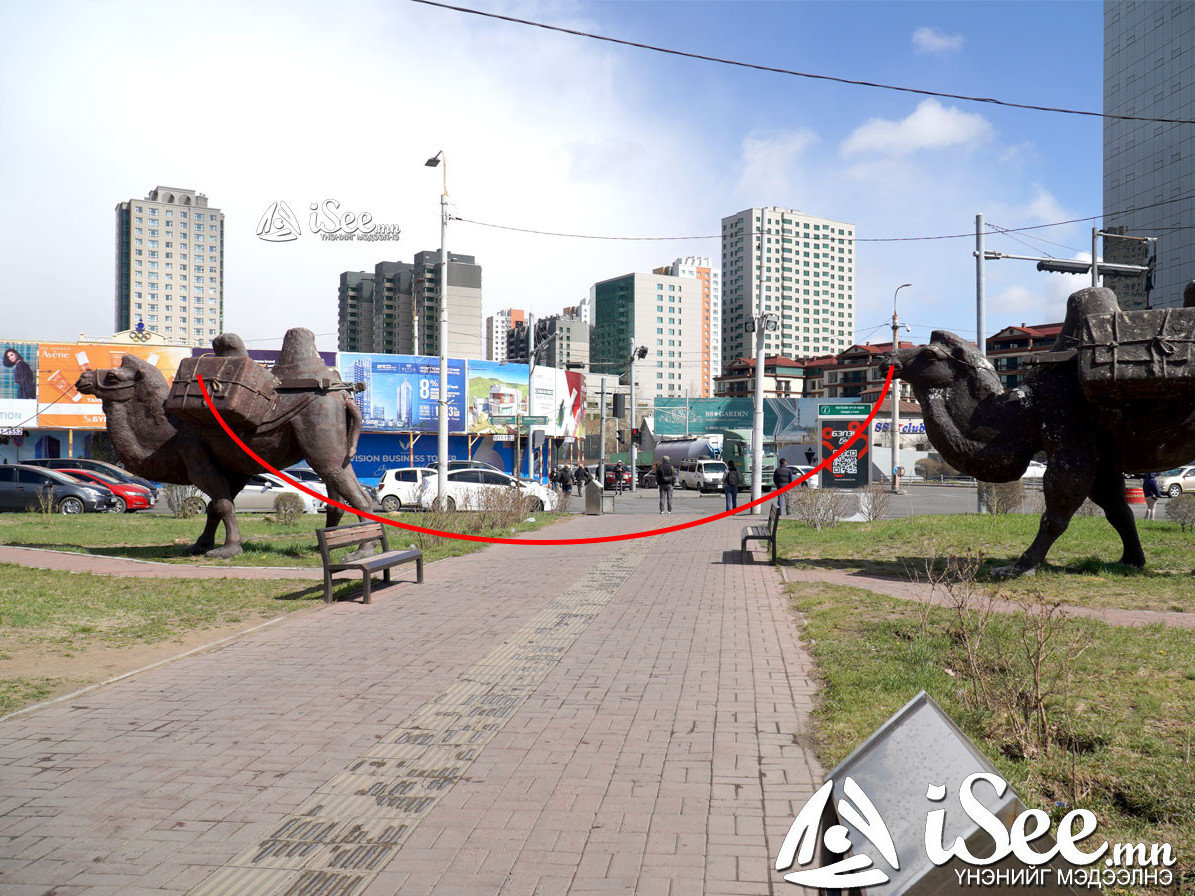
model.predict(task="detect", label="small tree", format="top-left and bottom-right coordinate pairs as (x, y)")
top-left (273, 492), bottom-right (306, 526)
top-left (979, 480), bottom-right (1024, 515)
top-left (1165, 494), bottom-right (1195, 531)
top-left (859, 481), bottom-right (892, 522)
top-left (163, 483), bottom-right (204, 518)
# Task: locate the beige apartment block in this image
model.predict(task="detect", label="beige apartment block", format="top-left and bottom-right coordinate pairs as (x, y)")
top-left (115, 186), bottom-right (224, 347)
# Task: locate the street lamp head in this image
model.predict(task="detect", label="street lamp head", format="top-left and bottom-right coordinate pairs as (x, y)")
top-left (425, 152), bottom-right (443, 167)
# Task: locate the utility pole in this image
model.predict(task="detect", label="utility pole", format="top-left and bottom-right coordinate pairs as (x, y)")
top-left (629, 338), bottom-right (638, 494)
top-left (891, 283), bottom-right (912, 494)
top-left (599, 377), bottom-right (607, 488)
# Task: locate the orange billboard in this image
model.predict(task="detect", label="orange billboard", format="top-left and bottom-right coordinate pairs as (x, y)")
top-left (37, 343), bottom-right (191, 429)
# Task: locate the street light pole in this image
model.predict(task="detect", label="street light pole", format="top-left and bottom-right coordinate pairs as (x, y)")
top-left (751, 227), bottom-right (767, 513)
top-left (891, 283), bottom-right (912, 494)
top-left (426, 151), bottom-right (449, 508)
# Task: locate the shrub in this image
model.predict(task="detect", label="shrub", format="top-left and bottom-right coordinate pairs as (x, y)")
top-left (859, 481), bottom-right (892, 522)
top-left (979, 480), bottom-right (1024, 515)
top-left (789, 487), bottom-right (851, 529)
top-left (273, 492), bottom-right (306, 526)
top-left (1165, 494), bottom-right (1195, 531)
top-left (915, 455), bottom-right (961, 480)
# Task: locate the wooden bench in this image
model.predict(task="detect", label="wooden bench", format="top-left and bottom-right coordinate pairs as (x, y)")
top-left (741, 504), bottom-right (782, 564)
top-left (316, 522), bottom-right (423, 603)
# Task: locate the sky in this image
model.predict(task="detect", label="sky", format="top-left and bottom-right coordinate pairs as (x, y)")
top-left (0, 0), bottom-right (1108, 353)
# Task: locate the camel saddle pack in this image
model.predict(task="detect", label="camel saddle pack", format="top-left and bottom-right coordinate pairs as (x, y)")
top-left (1077, 307), bottom-right (1195, 403)
top-left (165, 329), bottom-right (361, 430)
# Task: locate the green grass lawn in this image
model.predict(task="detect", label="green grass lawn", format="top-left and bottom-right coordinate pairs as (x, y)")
top-left (791, 583), bottom-right (1194, 895)
top-left (0, 507), bottom-right (563, 566)
top-left (776, 512), bottom-right (1195, 613)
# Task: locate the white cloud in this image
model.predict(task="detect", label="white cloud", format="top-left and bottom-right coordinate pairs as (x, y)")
top-left (912, 26), bottom-right (965, 55)
top-left (841, 99), bottom-right (994, 156)
top-left (732, 130), bottom-right (820, 204)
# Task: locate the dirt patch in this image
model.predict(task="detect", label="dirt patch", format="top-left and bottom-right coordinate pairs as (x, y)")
top-left (0, 607), bottom-right (320, 711)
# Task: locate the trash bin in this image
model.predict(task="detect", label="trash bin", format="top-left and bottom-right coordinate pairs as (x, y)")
top-left (585, 481), bottom-right (604, 515)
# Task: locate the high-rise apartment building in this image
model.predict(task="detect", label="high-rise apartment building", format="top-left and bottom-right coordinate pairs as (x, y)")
top-left (590, 270), bottom-right (709, 401)
top-left (1103, 1), bottom-right (1195, 310)
top-left (535, 315), bottom-right (590, 370)
top-left (658, 257), bottom-right (720, 396)
top-left (720, 207), bottom-right (855, 366)
top-left (485, 308), bottom-right (529, 361)
top-left (115, 186), bottom-right (224, 346)
top-left (336, 251), bottom-right (483, 358)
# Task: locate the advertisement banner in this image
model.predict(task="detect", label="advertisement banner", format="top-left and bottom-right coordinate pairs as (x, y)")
top-left (466, 362), bottom-right (586, 439)
top-left (37, 343), bottom-right (191, 429)
top-left (820, 416), bottom-right (870, 489)
top-left (340, 352), bottom-right (466, 433)
top-left (0, 340), bottom-right (39, 433)
top-left (466, 359), bottom-right (529, 433)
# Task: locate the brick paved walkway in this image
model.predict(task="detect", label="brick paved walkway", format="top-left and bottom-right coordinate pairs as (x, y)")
top-left (0, 508), bottom-right (822, 895)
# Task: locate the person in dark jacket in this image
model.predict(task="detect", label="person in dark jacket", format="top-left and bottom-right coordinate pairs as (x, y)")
top-left (773, 457), bottom-right (795, 514)
top-left (1143, 471), bottom-right (1162, 519)
top-left (723, 460), bottom-right (741, 512)
top-left (559, 464), bottom-right (573, 496)
top-left (657, 455), bottom-right (676, 514)
top-left (3, 348), bottom-right (35, 400)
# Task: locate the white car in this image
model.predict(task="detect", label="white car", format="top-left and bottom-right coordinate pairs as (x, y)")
top-left (1021, 460), bottom-right (1047, 479)
top-left (1157, 465), bottom-right (1195, 497)
top-left (416, 468), bottom-right (558, 512)
top-left (376, 467), bottom-right (436, 512)
top-left (185, 473), bottom-right (325, 515)
top-left (676, 458), bottom-right (728, 492)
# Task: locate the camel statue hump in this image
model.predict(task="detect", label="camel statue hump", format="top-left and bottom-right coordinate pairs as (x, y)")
top-left (213, 333), bottom-right (248, 357)
top-left (273, 327), bottom-right (329, 379)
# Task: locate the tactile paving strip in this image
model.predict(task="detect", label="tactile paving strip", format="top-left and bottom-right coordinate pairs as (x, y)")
top-left (190, 547), bottom-right (648, 896)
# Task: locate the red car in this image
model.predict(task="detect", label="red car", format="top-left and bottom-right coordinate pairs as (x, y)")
top-left (61, 469), bottom-right (155, 513)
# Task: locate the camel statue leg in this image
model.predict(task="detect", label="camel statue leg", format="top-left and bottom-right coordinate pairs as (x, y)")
top-left (183, 448), bottom-right (248, 559)
top-left (1088, 467), bottom-right (1146, 569)
top-left (994, 451), bottom-right (1097, 578)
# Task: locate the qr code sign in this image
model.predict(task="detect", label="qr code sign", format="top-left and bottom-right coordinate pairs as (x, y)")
top-left (832, 450), bottom-right (858, 475)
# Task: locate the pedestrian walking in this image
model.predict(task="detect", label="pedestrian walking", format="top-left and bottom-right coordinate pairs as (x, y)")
top-left (559, 464), bottom-right (573, 497)
top-left (614, 460), bottom-right (626, 495)
top-left (723, 460), bottom-right (741, 512)
top-left (1143, 471), bottom-right (1161, 519)
top-left (657, 454), bottom-right (676, 514)
top-left (773, 457), bottom-right (795, 515)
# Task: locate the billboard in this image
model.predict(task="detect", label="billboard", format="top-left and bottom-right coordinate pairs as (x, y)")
top-left (0, 341), bottom-right (38, 434)
top-left (465, 361), bottom-right (585, 439)
top-left (340, 352), bottom-right (466, 433)
top-left (36, 343), bottom-right (191, 430)
top-left (819, 406), bottom-right (870, 488)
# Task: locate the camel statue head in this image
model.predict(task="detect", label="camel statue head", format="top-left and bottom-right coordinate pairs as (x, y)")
top-left (881, 330), bottom-right (1003, 396)
top-left (75, 354), bottom-right (169, 404)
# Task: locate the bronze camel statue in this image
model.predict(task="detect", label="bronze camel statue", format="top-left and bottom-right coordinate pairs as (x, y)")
top-left (76, 328), bottom-right (374, 559)
top-left (883, 287), bottom-right (1195, 577)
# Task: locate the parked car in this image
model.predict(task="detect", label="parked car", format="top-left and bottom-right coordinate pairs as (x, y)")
top-left (791, 465), bottom-right (820, 488)
top-left (446, 459), bottom-right (505, 473)
top-left (1020, 460), bottom-right (1047, 479)
top-left (59, 468), bottom-right (154, 513)
top-left (282, 466), bottom-right (325, 484)
top-left (376, 467), bottom-right (436, 512)
top-left (184, 473), bottom-right (325, 515)
top-left (1157, 465), bottom-right (1195, 498)
top-left (416, 468), bottom-right (557, 512)
top-left (23, 457), bottom-right (159, 500)
top-left (676, 458), bottom-right (727, 492)
top-left (0, 464), bottom-right (118, 513)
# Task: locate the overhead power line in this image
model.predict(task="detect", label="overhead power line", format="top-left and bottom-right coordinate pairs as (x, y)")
top-left (452, 190), bottom-right (1195, 244)
top-left (410, 0), bottom-right (1195, 125)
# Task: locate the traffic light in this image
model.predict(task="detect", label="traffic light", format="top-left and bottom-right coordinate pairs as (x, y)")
top-left (616, 431), bottom-right (625, 444)
top-left (612, 393), bottom-right (626, 417)
top-left (632, 427), bottom-right (641, 446)
top-left (1035, 259), bottom-right (1091, 275)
